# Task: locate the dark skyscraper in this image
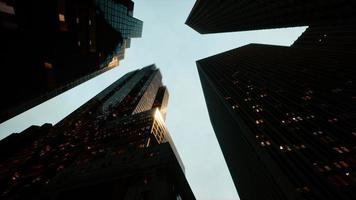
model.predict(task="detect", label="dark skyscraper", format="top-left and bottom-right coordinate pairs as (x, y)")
top-left (187, 1), bottom-right (356, 199)
top-left (0, 0), bottom-right (143, 123)
top-left (0, 65), bottom-right (195, 200)
top-left (291, 23), bottom-right (356, 52)
top-left (197, 44), bottom-right (356, 200)
top-left (185, 0), bottom-right (356, 34)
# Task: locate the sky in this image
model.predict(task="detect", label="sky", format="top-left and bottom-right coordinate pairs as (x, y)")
top-left (0, 1), bottom-right (307, 199)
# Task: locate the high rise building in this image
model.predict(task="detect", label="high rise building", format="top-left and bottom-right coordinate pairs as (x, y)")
top-left (0, 65), bottom-right (195, 200)
top-left (185, 0), bottom-right (356, 34)
top-left (197, 44), bottom-right (356, 200)
top-left (292, 23), bottom-right (356, 52)
top-left (187, 1), bottom-right (356, 199)
top-left (0, 0), bottom-right (143, 123)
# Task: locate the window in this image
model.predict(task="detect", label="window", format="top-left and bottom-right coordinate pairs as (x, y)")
top-left (260, 93), bottom-right (267, 98)
top-left (44, 62), bottom-right (53, 69)
top-left (252, 105), bottom-right (263, 112)
top-left (352, 131), bottom-right (356, 137)
top-left (332, 88), bottom-right (342, 93)
top-left (328, 175), bottom-right (349, 187)
top-left (255, 119), bottom-right (264, 125)
top-left (334, 162), bottom-right (342, 169)
top-left (333, 147), bottom-right (343, 154)
top-left (302, 95), bottom-right (312, 101)
top-left (339, 161), bottom-right (349, 168)
top-left (328, 118), bottom-right (339, 123)
top-left (0, 2), bottom-right (15, 15)
top-left (333, 147), bottom-right (350, 154)
top-left (232, 105), bottom-right (239, 109)
top-left (340, 146), bottom-right (350, 153)
top-left (59, 14), bottom-right (65, 22)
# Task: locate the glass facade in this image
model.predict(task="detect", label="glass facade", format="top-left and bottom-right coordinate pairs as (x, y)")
top-left (198, 44), bottom-right (356, 200)
top-left (96, 0), bottom-right (143, 39)
top-left (0, 0), bottom-right (143, 123)
top-left (96, 0), bottom-right (143, 69)
top-left (186, 0), bottom-right (356, 34)
top-left (292, 23), bottom-right (356, 52)
top-left (0, 65), bottom-right (195, 200)
top-left (188, 1), bottom-right (356, 199)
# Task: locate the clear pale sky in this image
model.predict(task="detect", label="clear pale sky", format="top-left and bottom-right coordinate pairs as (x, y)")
top-left (0, 1), bottom-right (307, 199)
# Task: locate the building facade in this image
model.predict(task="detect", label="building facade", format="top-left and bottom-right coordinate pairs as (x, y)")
top-left (185, 0), bottom-right (356, 34)
top-left (292, 23), bottom-right (356, 52)
top-left (0, 0), bottom-right (143, 123)
top-left (0, 65), bottom-right (195, 200)
top-left (187, 1), bottom-right (356, 199)
top-left (197, 44), bottom-right (356, 200)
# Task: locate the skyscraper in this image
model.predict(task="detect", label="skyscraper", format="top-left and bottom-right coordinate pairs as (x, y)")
top-left (197, 44), bottom-right (356, 200)
top-left (186, 1), bottom-right (356, 199)
top-left (0, 65), bottom-right (195, 200)
top-left (185, 0), bottom-right (356, 34)
top-left (0, 0), bottom-right (143, 123)
top-left (292, 23), bottom-right (356, 52)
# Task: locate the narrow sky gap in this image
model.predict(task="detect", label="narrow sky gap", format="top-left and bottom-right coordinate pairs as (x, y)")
top-left (0, 1), bottom-right (306, 199)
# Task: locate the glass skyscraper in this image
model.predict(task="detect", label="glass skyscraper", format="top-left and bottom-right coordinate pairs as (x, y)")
top-left (0, 0), bottom-right (143, 123)
top-left (0, 65), bottom-right (195, 200)
top-left (187, 1), bottom-right (356, 200)
top-left (197, 44), bottom-right (356, 200)
top-left (185, 0), bottom-right (356, 34)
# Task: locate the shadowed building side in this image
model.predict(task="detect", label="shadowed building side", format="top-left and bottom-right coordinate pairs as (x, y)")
top-left (185, 0), bottom-right (356, 34)
top-left (198, 62), bottom-right (295, 200)
top-left (197, 44), bottom-right (356, 200)
top-left (0, 0), bottom-right (143, 123)
top-left (292, 23), bottom-right (356, 52)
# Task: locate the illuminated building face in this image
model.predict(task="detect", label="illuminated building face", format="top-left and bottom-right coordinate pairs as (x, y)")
top-left (0, 65), bottom-right (195, 200)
